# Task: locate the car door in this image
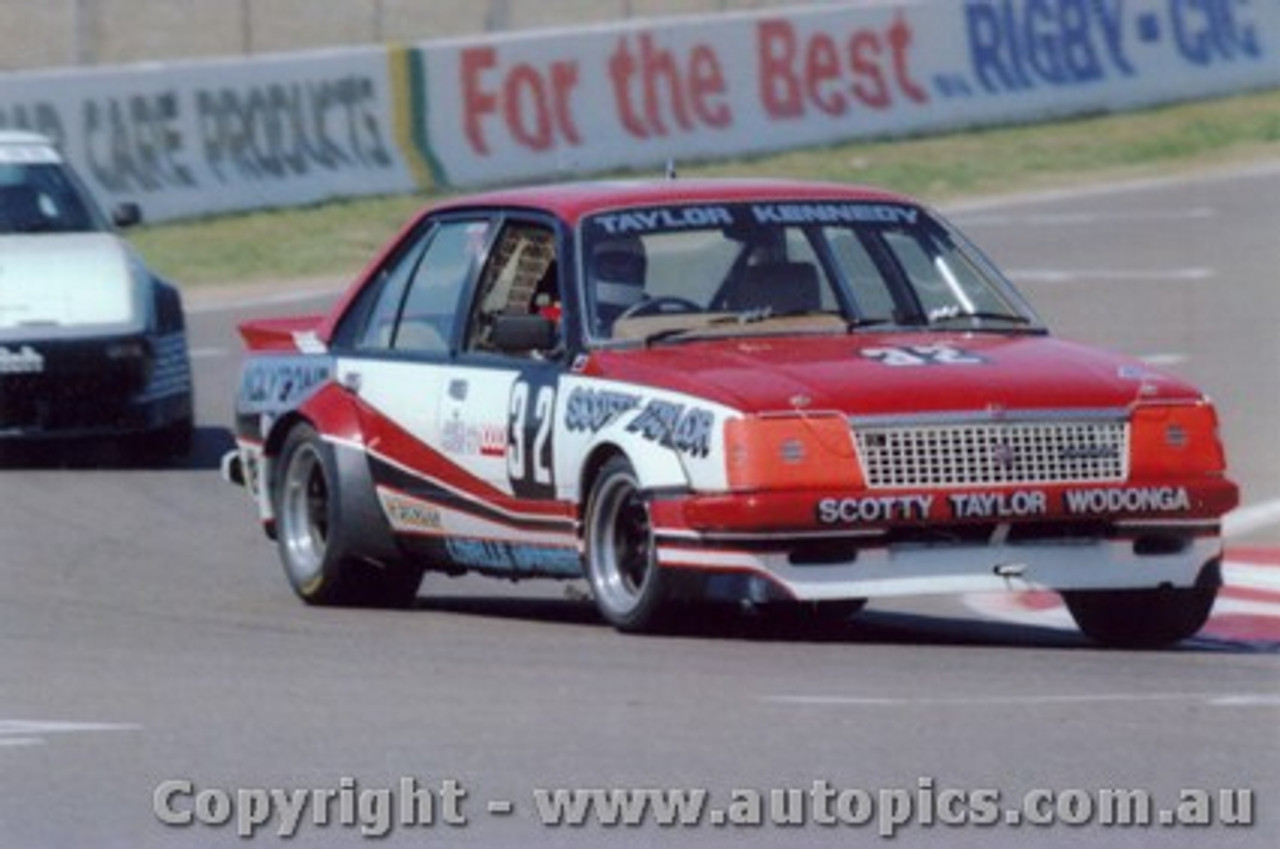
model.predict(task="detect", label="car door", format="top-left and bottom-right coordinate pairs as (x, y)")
top-left (327, 213), bottom-right (495, 538)
top-left (434, 215), bottom-right (580, 576)
top-left (328, 212), bottom-right (578, 576)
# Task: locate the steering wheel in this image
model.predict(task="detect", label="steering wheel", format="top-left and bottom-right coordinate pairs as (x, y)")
top-left (617, 296), bottom-right (702, 320)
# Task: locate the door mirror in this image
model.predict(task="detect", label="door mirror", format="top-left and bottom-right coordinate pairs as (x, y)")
top-left (112, 202), bottom-right (143, 228)
top-left (490, 314), bottom-right (558, 353)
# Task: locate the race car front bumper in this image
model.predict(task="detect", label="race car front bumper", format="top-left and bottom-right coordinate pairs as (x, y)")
top-left (0, 333), bottom-right (191, 440)
top-left (648, 481), bottom-right (1236, 602)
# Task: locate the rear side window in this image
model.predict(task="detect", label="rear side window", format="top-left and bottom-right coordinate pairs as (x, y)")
top-left (350, 218), bottom-right (493, 354)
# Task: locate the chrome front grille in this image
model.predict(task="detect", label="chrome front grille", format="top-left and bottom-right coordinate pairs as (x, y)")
top-left (853, 420), bottom-right (1129, 489)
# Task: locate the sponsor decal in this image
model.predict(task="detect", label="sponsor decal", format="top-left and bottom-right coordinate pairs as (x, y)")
top-left (0, 345), bottom-right (45, 375)
top-left (564, 386), bottom-right (641, 434)
top-left (239, 357), bottom-right (331, 414)
top-left (586, 203), bottom-right (919, 238)
top-left (949, 490), bottom-right (1046, 519)
top-left (751, 203), bottom-right (918, 226)
top-left (592, 206), bottom-right (733, 235)
top-left (626, 399), bottom-right (714, 458)
top-left (379, 492), bottom-right (443, 533)
top-left (817, 495), bottom-right (934, 524)
top-left (441, 412), bottom-right (508, 458)
top-left (961, 0), bottom-right (1262, 96)
top-left (1058, 444), bottom-right (1121, 462)
top-left (817, 487), bottom-right (1194, 525)
top-left (861, 343), bottom-right (987, 367)
top-left (444, 538), bottom-right (580, 576)
top-left (1064, 486), bottom-right (1192, 516)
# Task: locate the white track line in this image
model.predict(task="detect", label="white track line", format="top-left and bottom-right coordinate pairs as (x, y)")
top-left (1137, 353), bottom-right (1188, 366)
top-left (1007, 268), bottom-right (1213, 283)
top-left (760, 692), bottom-right (1280, 708)
top-left (943, 159), bottom-right (1280, 215)
top-left (1226, 499), bottom-right (1280, 538)
top-left (0, 720), bottom-right (141, 747)
top-left (957, 207), bottom-right (1217, 227)
top-left (186, 287), bottom-right (341, 315)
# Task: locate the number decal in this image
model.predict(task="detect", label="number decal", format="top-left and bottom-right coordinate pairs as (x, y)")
top-left (507, 381), bottom-right (528, 480)
top-left (507, 378), bottom-right (557, 498)
top-left (531, 386), bottom-right (555, 486)
top-left (861, 343), bottom-right (986, 367)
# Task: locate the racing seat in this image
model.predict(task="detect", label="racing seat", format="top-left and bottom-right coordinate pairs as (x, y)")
top-left (723, 261), bottom-right (821, 314)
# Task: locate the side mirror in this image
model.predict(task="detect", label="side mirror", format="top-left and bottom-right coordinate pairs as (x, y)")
top-left (490, 314), bottom-right (558, 353)
top-left (112, 202), bottom-right (143, 229)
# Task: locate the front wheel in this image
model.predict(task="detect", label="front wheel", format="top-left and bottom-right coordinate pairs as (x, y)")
top-left (583, 456), bottom-right (671, 632)
top-left (1064, 584), bottom-right (1217, 649)
top-left (274, 424), bottom-right (422, 608)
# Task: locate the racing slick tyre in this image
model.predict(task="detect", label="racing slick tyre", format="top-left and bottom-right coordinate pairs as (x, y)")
top-left (1064, 584), bottom-right (1217, 649)
top-left (584, 456), bottom-right (673, 633)
top-left (274, 424), bottom-right (422, 609)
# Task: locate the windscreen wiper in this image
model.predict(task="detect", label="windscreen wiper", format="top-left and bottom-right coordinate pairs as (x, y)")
top-left (846, 316), bottom-right (896, 332)
top-left (639, 309), bottom-right (846, 346)
top-left (638, 326), bottom-right (708, 347)
top-left (928, 311), bottom-right (1033, 328)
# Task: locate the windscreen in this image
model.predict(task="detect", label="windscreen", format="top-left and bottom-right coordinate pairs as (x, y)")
top-left (0, 160), bottom-right (103, 235)
top-left (579, 201), bottom-right (1037, 341)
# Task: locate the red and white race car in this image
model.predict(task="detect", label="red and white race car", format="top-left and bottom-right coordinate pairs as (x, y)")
top-left (223, 179), bottom-right (1238, 646)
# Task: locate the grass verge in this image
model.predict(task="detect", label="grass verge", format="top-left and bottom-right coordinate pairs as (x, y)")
top-left (131, 88), bottom-right (1280, 288)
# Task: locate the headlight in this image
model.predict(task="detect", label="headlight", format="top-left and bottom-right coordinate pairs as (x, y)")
top-left (1130, 401), bottom-right (1227, 477)
top-left (724, 413), bottom-right (864, 491)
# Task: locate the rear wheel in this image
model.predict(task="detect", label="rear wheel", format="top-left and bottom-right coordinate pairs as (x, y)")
top-left (1064, 584), bottom-right (1217, 648)
top-left (583, 456), bottom-right (671, 632)
top-left (275, 424), bottom-right (422, 608)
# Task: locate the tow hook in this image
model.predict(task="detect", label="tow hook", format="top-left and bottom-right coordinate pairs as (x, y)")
top-left (993, 562), bottom-right (1028, 580)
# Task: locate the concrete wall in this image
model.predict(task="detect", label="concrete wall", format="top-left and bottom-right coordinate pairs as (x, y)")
top-left (0, 0), bottom-right (813, 70)
top-left (4, 1), bottom-right (1277, 222)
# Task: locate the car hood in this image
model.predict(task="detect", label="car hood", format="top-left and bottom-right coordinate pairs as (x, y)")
top-left (0, 233), bottom-right (146, 337)
top-left (587, 332), bottom-right (1203, 416)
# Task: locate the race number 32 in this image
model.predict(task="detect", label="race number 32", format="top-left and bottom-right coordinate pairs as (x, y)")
top-left (508, 380), bottom-right (556, 497)
top-left (861, 343), bottom-right (986, 367)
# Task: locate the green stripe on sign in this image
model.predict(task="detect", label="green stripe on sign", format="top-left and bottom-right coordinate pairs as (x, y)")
top-left (388, 44), bottom-right (446, 190)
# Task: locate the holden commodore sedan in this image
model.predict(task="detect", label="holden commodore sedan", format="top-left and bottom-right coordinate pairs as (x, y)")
top-left (223, 179), bottom-right (1238, 646)
top-left (0, 130), bottom-right (193, 458)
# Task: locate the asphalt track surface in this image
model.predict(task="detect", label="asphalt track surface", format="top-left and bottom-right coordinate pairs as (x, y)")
top-left (2, 163), bottom-right (1278, 848)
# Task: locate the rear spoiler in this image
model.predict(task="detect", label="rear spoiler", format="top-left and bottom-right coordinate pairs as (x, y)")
top-left (237, 316), bottom-right (328, 353)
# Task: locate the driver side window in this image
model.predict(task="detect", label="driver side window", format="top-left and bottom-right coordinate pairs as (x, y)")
top-left (464, 221), bottom-right (560, 355)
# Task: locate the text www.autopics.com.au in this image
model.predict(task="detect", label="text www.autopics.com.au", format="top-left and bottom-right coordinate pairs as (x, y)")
top-left (153, 776), bottom-right (1256, 839)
